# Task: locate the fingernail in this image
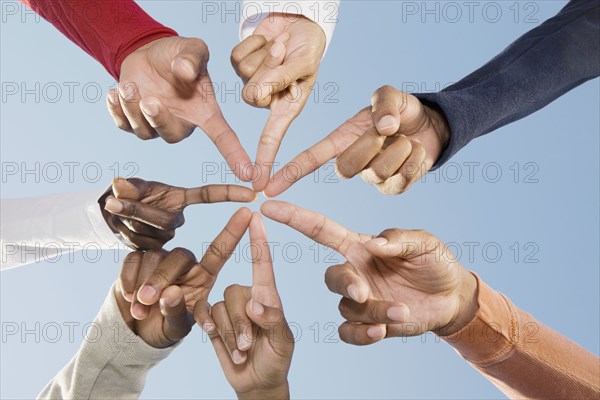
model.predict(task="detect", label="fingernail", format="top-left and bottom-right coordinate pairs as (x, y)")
top-left (387, 305), bottom-right (408, 322)
top-left (270, 41), bottom-right (285, 58)
top-left (140, 102), bottom-right (159, 117)
top-left (202, 322), bottom-right (215, 334)
top-left (161, 293), bottom-right (181, 308)
top-left (369, 237), bottom-right (388, 247)
top-left (123, 292), bottom-right (133, 302)
top-left (347, 284), bottom-right (360, 302)
top-left (377, 115), bottom-right (398, 133)
top-left (232, 349), bottom-right (246, 365)
top-left (237, 334), bottom-right (251, 351)
top-left (104, 198), bottom-right (123, 213)
top-left (367, 325), bottom-right (385, 339)
top-left (138, 285), bottom-right (157, 303)
top-left (251, 299), bottom-right (264, 316)
top-left (108, 90), bottom-right (119, 105)
top-left (182, 59), bottom-right (196, 76)
top-left (132, 303), bottom-right (147, 320)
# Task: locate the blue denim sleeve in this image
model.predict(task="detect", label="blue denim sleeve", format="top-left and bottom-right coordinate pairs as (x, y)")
top-left (415, 0), bottom-right (600, 168)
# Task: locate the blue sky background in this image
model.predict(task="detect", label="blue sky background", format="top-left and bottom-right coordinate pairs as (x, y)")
top-left (1, 1), bottom-right (599, 398)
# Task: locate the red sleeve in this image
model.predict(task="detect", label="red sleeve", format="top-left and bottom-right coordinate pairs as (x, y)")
top-left (22, 0), bottom-right (178, 80)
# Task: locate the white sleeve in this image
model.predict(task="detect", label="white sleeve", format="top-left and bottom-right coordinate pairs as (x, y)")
top-left (0, 188), bottom-right (127, 270)
top-left (38, 284), bottom-right (178, 400)
top-left (240, 0), bottom-right (340, 54)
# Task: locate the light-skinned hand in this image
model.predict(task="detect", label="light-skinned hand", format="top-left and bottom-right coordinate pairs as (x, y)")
top-left (264, 85), bottom-right (450, 196)
top-left (108, 36), bottom-right (253, 180)
top-left (231, 13), bottom-right (326, 191)
top-left (260, 200), bottom-right (479, 345)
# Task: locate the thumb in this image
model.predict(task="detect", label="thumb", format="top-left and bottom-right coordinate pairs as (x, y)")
top-left (172, 38), bottom-right (209, 82)
top-left (371, 86), bottom-right (405, 136)
top-left (112, 177), bottom-right (146, 200)
top-left (246, 299), bottom-right (293, 353)
top-left (159, 285), bottom-right (193, 344)
top-left (364, 228), bottom-right (439, 260)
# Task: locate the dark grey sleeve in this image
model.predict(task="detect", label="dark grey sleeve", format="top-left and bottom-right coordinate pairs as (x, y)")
top-left (415, 0), bottom-right (600, 168)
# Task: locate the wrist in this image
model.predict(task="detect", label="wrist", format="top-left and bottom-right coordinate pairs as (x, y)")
top-left (424, 104), bottom-right (451, 150)
top-left (435, 269), bottom-right (479, 336)
top-left (237, 383), bottom-right (290, 400)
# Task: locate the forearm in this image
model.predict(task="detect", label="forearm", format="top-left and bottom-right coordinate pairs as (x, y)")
top-left (240, 0), bottom-right (339, 54)
top-left (0, 188), bottom-right (126, 270)
top-left (416, 0), bottom-right (600, 167)
top-left (22, 0), bottom-right (177, 79)
top-left (440, 274), bottom-right (600, 399)
top-left (38, 284), bottom-right (177, 399)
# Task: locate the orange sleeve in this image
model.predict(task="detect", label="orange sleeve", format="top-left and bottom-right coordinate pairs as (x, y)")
top-left (440, 274), bottom-right (600, 399)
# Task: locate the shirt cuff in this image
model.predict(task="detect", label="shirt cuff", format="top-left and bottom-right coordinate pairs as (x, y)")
top-left (239, 1), bottom-right (339, 56)
top-left (438, 273), bottom-right (518, 366)
top-left (89, 187), bottom-right (129, 251)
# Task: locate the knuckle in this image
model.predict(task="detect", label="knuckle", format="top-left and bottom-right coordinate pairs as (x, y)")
top-left (160, 212), bottom-right (183, 229)
top-left (144, 248), bottom-right (164, 259)
top-left (230, 48), bottom-right (243, 65)
top-left (338, 299), bottom-right (350, 319)
top-left (170, 247), bottom-right (196, 264)
top-left (259, 134), bottom-right (278, 147)
top-left (238, 60), bottom-right (255, 79)
top-left (115, 120), bottom-right (131, 131)
top-left (149, 268), bottom-right (171, 287)
top-left (376, 85), bottom-right (396, 97)
top-left (212, 301), bottom-right (226, 315)
top-left (417, 229), bottom-right (433, 240)
top-left (164, 230), bottom-right (176, 241)
top-left (162, 134), bottom-right (184, 144)
top-left (188, 38), bottom-right (208, 54)
top-left (224, 284), bottom-right (242, 299)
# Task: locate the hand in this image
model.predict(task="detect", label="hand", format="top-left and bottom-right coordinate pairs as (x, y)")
top-left (207, 213), bottom-right (293, 399)
top-left (231, 14), bottom-right (327, 191)
top-left (260, 200), bottom-right (479, 346)
top-left (264, 85), bottom-right (450, 197)
top-left (101, 177), bottom-right (257, 250)
top-left (108, 36), bottom-right (253, 180)
top-left (118, 208), bottom-right (252, 324)
top-left (115, 249), bottom-right (193, 349)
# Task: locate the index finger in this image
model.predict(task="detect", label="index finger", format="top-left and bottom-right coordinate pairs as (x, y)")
top-left (192, 207), bottom-right (252, 328)
top-left (260, 200), bottom-right (358, 257)
top-left (184, 185), bottom-right (257, 205)
top-left (199, 207), bottom-right (253, 278)
top-left (249, 213), bottom-right (281, 308)
top-left (196, 75), bottom-right (254, 182)
top-left (264, 107), bottom-right (372, 197)
top-left (252, 92), bottom-right (304, 192)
